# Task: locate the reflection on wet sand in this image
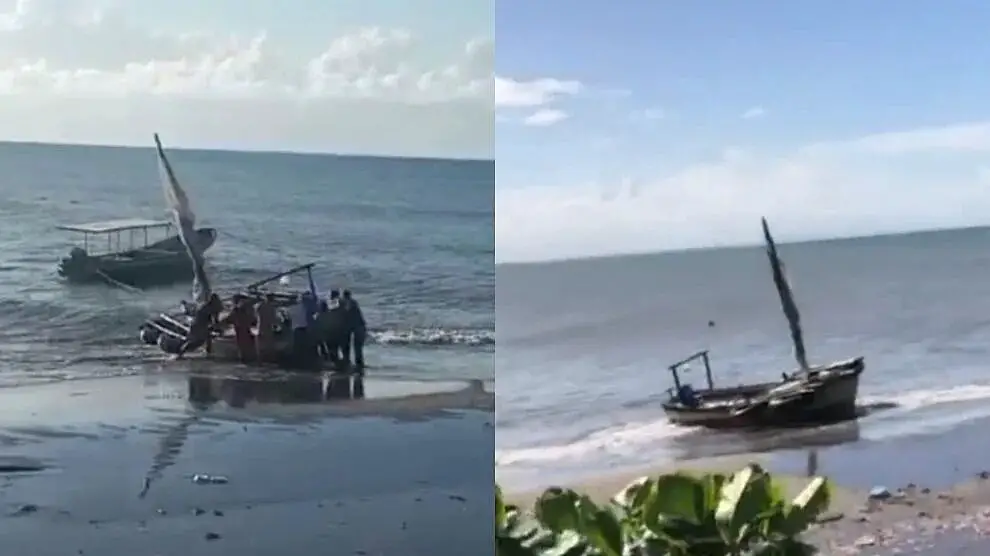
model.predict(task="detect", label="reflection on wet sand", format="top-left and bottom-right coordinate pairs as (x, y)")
top-left (143, 373), bottom-right (367, 499)
top-left (188, 372), bottom-right (366, 409)
top-left (670, 421), bottom-right (862, 462)
top-left (141, 373), bottom-right (492, 499)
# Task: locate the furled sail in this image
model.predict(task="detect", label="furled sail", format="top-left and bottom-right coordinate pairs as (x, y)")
top-left (761, 217), bottom-right (809, 371)
top-left (154, 134), bottom-right (211, 305)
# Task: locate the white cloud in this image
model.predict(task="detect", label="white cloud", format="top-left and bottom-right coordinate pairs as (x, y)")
top-left (494, 76), bottom-right (581, 108)
top-left (496, 120), bottom-right (990, 263)
top-left (741, 106), bottom-right (766, 120)
top-left (523, 108), bottom-right (568, 127)
top-left (633, 107), bottom-right (665, 121)
top-left (0, 0), bottom-right (494, 157)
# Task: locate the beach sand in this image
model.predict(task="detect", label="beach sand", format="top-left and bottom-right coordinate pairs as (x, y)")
top-left (502, 419), bottom-right (990, 555)
top-left (0, 371), bottom-right (494, 555)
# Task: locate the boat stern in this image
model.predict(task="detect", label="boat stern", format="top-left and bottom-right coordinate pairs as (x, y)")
top-left (57, 247), bottom-right (92, 280)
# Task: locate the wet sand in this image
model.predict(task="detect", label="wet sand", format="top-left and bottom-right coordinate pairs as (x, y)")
top-left (0, 371), bottom-right (494, 555)
top-left (502, 418), bottom-right (990, 555)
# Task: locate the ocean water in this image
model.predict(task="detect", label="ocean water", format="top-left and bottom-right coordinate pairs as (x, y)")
top-left (496, 227), bottom-right (990, 487)
top-left (0, 142), bottom-right (494, 387)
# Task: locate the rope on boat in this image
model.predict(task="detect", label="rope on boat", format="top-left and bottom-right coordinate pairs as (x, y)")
top-left (95, 270), bottom-right (142, 293)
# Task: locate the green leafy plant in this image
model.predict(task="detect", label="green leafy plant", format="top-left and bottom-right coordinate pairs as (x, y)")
top-left (496, 463), bottom-right (831, 556)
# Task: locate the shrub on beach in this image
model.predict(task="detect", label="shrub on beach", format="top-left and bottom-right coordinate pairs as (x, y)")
top-left (496, 463), bottom-right (831, 556)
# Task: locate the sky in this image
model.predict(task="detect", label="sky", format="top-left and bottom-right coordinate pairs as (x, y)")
top-left (0, 0), bottom-right (492, 158)
top-left (495, 1), bottom-right (990, 263)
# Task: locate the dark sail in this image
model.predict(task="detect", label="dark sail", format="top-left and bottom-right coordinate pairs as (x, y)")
top-left (155, 133), bottom-right (211, 305)
top-left (761, 217), bottom-right (809, 370)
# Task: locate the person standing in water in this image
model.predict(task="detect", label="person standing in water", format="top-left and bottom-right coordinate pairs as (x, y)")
top-left (288, 293), bottom-right (319, 369)
top-left (175, 294), bottom-right (222, 359)
top-left (342, 289), bottom-right (367, 371)
top-left (325, 290), bottom-right (345, 366)
top-left (314, 300), bottom-right (333, 363)
top-left (222, 294), bottom-right (256, 363)
top-left (255, 293), bottom-right (278, 363)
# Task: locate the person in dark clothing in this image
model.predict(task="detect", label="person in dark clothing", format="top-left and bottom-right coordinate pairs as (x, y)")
top-left (255, 294), bottom-right (278, 363)
top-left (326, 289), bottom-right (348, 367)
top-left (342, 289), bottom-right (367, 371)
top-left (315, 300), bottom-right (335, 362)
top-left (222, 294), bottom-right (256, 364)
top-left (175, 294), bottom-right (223, 359)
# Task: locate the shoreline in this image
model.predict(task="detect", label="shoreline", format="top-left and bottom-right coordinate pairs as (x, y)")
top-left (0, 372), bottom-right (494, 555)
top-left (501, 417), bottom-right (990, 554)
top-left (502, 458), bottom-right (990, 554)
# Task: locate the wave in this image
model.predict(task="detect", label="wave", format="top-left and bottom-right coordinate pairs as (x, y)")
top-left (496, 417), bottom-right (691, 467)
top-left (496, 382), bottom-right (990, 471)
top-left (370, 327), bottom-right (494, 348)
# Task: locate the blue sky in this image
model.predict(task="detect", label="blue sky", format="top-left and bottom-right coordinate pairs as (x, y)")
top-left (495, 1), bottom-right (990, 262)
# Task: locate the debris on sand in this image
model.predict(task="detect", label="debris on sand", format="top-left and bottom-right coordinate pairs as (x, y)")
top-left (192, 474), bottom-right (229, 485)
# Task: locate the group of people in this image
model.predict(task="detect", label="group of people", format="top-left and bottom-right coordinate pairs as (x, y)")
top-left (175, 288), bottom-right (367, 372)
top-left (289, 288), bottom-right (367, 371)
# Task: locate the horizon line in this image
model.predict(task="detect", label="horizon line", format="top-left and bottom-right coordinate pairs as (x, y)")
top-left (496, 223), bottom-right (990, 267)
top-left (0, 138), bottom-right (495, 164)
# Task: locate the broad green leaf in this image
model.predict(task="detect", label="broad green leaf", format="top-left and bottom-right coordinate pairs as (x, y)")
top-left (495, 466), bottom-right (823, 556)
top-left (643, 473), bottom-right (707, 525)
top-left (701, 473), bottom-right (727, 513)
top-left (715, 464), bottom-right (774, 547)
top-left (783, 476), bottom-right (832, 534)
top-left (544, 530), bottom-right (586, 556)
top-left (791, 476), bottom-right (831, 519)
top-left (765, 475), bottom-right (789, 506)
top-left (535, 488), bottom-right (584, 533)
top-left (612, 476), bottom-right (652, 510)
top-left (496, 533), bottom-right (537, 556)
top-left (497, 484), bottom-right (507, 529)
top-left (580, 509), bottom-right (624, 556)
top-left (714, 465), bottom-right (757, 528)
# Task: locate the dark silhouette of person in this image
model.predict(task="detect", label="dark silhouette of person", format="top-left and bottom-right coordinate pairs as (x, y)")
top-left (176, 294), bottom-right (223, 359)
top-left (221, 294), bottom-right (256, 363)
top-left (255, 293), bottom-right (278, 363)
top-left (342, 289), bottom-right (367, 371)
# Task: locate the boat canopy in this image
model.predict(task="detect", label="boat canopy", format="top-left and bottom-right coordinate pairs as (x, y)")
top-left (56, 218), bottom-right (172, 235)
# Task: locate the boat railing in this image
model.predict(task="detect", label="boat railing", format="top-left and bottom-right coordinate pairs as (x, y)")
top-left (245, 263), bottom-right (316, 292)
top-left (58, 221), bottom-right (176, 256)
top-left (667, 349), bottom-right (715, 394)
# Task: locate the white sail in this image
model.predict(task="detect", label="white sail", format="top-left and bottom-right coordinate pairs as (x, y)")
top-left (154, 133), bottom-right (211, 305)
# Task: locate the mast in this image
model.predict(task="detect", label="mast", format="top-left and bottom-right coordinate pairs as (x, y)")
top-left (155, 133), bottom-right (212, 304)
top-left (761, 217), bottom-right (809, 371)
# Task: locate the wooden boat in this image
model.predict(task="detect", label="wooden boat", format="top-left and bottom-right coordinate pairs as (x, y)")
top-left (56, 218), bottom-right (217, 287)
top-left (661, 218), bottom-right (865, 430)
top-left (138, 263), bottom-right (343, 370)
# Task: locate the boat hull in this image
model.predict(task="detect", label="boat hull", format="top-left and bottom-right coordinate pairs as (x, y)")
top-left (663, 358), bottom-right (864, 430)
top-left (58, 227), bottom-right (217, 287)
top-left (138, 282), bottom-right (352, 372)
